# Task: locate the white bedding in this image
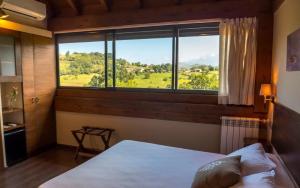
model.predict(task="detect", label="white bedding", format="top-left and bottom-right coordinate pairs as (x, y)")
top-left (40, 140), bottom-right (224, 188)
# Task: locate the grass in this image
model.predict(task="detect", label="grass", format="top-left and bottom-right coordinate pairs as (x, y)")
top-left (60, 73), bottom-right (99, 87)
top-left (60, 71), bottom-right (219, 89)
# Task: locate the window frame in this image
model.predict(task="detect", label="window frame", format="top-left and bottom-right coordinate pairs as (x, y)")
top-left (55, 23), bottom-right (219, 95)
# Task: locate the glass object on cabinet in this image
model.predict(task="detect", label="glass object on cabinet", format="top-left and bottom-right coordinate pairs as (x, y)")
top-left (0, 36), bottom-right (16, 76)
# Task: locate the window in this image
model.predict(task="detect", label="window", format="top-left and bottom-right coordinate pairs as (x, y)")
top-left (178, 26), bottom-right (219, 91)
top-left (115, 29), bottom-right (173, 89)
top-left (57, 32), bottom-right (105, 87)
top-left (57, 23), bottom-right (219, 93)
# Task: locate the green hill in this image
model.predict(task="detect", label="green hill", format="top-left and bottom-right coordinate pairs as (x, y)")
top-left (59, 52), bottom-right (219, 90)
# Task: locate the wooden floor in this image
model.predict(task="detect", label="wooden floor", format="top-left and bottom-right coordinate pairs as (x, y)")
top-left (0, 146), bottom-right (87, 188)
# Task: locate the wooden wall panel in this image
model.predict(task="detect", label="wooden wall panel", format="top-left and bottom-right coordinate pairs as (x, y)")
top-left (56, 89), bottom-right (267, 125)
top-left (272, 103), bottom-right (300, 186)
top-left (49, 0), bottom-right (272, 33)
top-left (254, 14), bottom-right (274, 112)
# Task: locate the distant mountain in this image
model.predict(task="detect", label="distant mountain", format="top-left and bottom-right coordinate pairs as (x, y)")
top-left (180, 56), bottom-right (219, 68)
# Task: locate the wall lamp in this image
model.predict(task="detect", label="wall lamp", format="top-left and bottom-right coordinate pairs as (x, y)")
top-left (260, 84), bottom-right (275, 104)
top-left (0, 9), bottom-right (9, 19)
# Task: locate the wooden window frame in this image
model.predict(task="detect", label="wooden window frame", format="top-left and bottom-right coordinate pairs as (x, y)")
top-left (55, 23), bottom-right (220, 95)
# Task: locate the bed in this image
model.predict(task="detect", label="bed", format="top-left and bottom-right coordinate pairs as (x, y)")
top-left (40, 139), bottom-right (297, 188)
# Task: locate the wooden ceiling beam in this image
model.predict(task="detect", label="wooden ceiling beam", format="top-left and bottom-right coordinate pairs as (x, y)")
top-left (97, 0), bottom-right (108, 11)
top-left (176, 0), bottom-right (183, 5)
top-left (66, 0), bottom-right (81, 15)
top-left (139, 0), bottom-right (144, 9)
top-left (49, 0), bottom-right (272, 33)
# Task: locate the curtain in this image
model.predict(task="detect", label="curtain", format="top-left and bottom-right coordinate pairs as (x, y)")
top-left (218, 18), bottom-right (257, 105)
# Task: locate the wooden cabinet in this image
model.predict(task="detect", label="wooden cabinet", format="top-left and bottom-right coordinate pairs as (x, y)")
top-left (21, 33), bottom-right (56, 154)
top-left (0, 32), bottom-right (26, 168)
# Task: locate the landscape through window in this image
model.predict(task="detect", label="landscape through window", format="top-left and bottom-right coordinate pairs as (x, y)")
top-left (178, 35), bottom-right (219, 91)
top-left (116, 37), bottom-right (173, 89)
top-left (57, 24), bottom-right (220, 93)
top-left (59, 41), bottom-right (105, 87)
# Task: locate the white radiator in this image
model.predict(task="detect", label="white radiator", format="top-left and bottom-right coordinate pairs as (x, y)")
top-left (220, 116), bottom-right (260, 154)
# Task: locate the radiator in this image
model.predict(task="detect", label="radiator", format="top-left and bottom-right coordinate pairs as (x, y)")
top-left (220, 116), bottom-right (260, 154)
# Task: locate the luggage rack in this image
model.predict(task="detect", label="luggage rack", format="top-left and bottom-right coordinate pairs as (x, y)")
top-left (71, 126), bottom-right (115, 159)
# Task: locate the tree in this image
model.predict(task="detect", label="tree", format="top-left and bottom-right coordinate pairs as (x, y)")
top-left (187, 72), bottom-right (218, 90)
top-left (188, 73), bottom-right (211, 89)
top-left (88, 74), bottom-right (105, 87)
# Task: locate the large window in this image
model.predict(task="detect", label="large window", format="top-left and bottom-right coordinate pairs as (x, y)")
top-left (57, 32), bottom-right (105, 87)
top-left (57, 23), bottom-right (220, 93)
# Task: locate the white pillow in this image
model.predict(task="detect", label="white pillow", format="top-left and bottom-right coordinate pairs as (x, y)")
top-left (230, 171), bottom-right (275, 188)
top-left (228, 143), bottom-right (276, 176)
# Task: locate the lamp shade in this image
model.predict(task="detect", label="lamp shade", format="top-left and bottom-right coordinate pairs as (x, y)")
top-left (260, 84), bottom-right (272, 96)
top-left (0, 9), bottom-right (9, 19)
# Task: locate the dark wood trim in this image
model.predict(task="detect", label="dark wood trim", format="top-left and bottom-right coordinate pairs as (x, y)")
top-left (55, 88), bottom-right (267, 125)
top-left (273, 0), bottom-right (285, 12)
top-left (56, 88), bottom-right (218, 104)
top-left (139, 0), bottom-right (144, 9)
top-left (65, 0), bottom-right (82, 15)
top-left (98, 0), bottom-right (109, 11)
top-left (48, 0), bottom-right (272, 32)
top-left (254, 14), bottom-right (273, 112)
top-left (272, 103), bottom-right (300, 187)
top-left (176, 0), bottom-right (183, 6)
top-left (0, 28), bottom-right (20, 38)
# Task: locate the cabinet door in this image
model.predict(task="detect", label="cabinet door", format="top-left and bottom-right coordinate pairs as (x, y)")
top-left (21, 33), bottom-right (37, 154)
top-left (33, 36), bottom-right (56, 150)
top-left (22, 34), bottom-right (56, 154)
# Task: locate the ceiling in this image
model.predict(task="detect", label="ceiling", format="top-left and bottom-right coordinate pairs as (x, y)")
top-left (38, 0), bottom-right (283, 19)
top-left (40, 0), bottom-right (236, 18)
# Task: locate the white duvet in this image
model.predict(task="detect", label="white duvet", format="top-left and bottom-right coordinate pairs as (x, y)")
top-left (40, 140), bottom-right (225, 188)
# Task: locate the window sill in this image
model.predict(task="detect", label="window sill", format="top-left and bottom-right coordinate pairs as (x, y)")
top-left (57, 86), bottom-right (218, 96)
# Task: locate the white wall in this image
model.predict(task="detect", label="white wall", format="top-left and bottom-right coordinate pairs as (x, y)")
top-left (56, 111), bottom-right (221, 153)
top-left (273, 0), bottom-right (300, 113)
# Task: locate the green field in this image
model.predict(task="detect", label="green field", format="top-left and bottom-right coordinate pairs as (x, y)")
top-left (59, 52), bottom-right (219, 90)
top-left (60, 73), bottom-right (99, 87)
top-left (60, 71), bottom-right (219, 89)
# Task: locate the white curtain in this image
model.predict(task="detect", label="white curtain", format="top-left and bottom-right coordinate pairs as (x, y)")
top-left (218, 18), bottom-right (257, 105)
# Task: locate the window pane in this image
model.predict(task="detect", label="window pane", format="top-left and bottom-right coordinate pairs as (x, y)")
top-left (0, 36), bottom-right (16, 76)
top-left (115, 31), bottom-right (173, 89)
top-left (58, 36), bottom-right (105, 87)
top-left (178, 35), bottom-right (219, 91)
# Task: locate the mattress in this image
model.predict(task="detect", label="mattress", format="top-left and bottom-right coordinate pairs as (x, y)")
top-left (39, 140), bottom-right (225, 188)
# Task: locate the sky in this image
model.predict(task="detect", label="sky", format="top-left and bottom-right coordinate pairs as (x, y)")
top-left (59, 35), bottom-right (219, 66)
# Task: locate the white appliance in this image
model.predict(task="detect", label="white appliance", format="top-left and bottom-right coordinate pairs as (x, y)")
top-left (0, 0), bottom-right (46, 21)
top-left (220, 116), bottom-right (260, 154)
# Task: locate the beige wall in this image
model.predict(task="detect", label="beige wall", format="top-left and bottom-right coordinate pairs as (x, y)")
top-left (272, 0), bottom-right (300, 113)
top-left (56, 111), bottom-right (221, 153)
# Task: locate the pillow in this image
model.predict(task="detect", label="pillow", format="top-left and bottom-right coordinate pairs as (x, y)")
top-left (191, 156), bottom-right (241, 188)
top-left (230, 171), bottom-right (275, 188)
top-left (228, 143), bottom-right (276, 176)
